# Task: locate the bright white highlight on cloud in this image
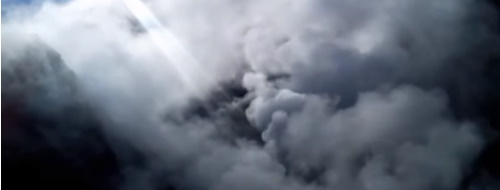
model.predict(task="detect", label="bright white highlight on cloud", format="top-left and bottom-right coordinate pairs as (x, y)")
top-left (123, 0), bottom-right (212, 96)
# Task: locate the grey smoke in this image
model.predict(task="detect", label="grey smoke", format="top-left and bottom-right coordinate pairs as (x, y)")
top-left (2, 0), bottom-right (499, 190)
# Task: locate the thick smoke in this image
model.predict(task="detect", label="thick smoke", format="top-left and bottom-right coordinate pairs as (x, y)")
top-left (2, 0), bottom-right (500, 190)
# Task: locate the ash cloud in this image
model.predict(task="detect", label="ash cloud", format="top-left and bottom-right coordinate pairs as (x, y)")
top-left (2, 0), bottom-right (500, 190)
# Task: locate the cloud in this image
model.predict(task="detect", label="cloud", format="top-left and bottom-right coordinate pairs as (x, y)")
top-left (248, 85), bottom-right (482, 190)
top-left (2, 0), bottom-right (499, 190)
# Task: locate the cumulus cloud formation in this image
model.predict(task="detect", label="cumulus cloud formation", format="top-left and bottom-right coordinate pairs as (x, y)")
top-left (2, 0), bottom-right (500, 190)
top-left (249, 84), bottom-right (482, 190)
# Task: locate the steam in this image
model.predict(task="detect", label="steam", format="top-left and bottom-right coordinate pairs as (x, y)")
top-left (2, 0), bottom-right (499, 190)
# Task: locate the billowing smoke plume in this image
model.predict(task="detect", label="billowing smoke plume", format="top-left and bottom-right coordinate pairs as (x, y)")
top-left (2, 0), bottom-right (500, 190)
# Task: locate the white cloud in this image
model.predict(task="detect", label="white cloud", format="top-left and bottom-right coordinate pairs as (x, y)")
top-left (2, 0), bottom-right (495, 189)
